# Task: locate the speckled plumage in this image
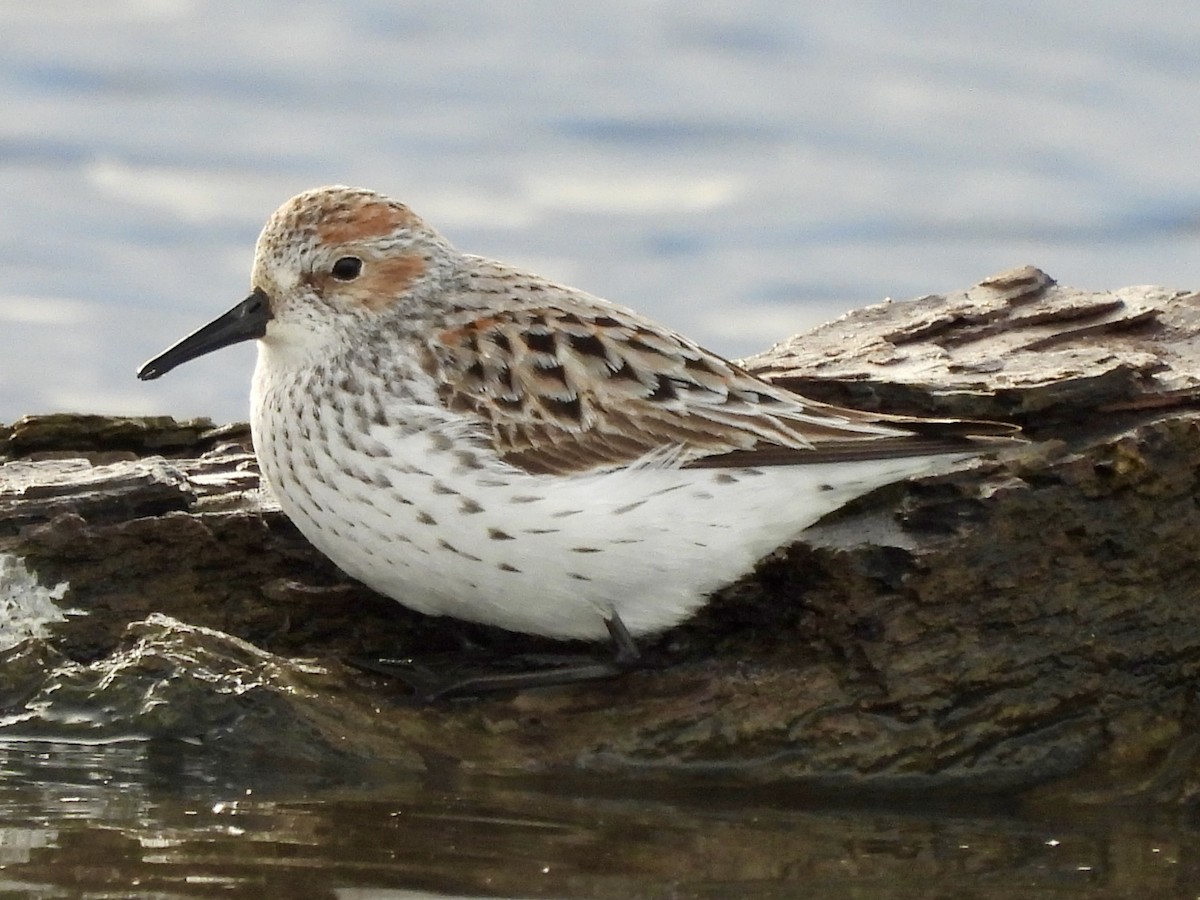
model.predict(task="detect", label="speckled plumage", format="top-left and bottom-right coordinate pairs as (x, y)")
top-left (142, 186), bottom-right (1012, 641)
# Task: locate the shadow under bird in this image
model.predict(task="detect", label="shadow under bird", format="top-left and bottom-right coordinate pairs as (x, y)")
top-left (138, 186), bottom-right (1017, 698)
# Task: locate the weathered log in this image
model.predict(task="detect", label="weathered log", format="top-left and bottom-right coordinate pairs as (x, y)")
top-left (2, 266), bottom-right (1200, 804)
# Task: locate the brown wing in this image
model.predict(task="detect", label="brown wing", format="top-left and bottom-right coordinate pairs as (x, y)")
top-left (427, 300), bottom-right (1010, 476)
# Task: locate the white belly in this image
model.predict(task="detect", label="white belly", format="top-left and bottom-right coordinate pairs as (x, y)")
top-left (251, 388), bottom-right (955, 640)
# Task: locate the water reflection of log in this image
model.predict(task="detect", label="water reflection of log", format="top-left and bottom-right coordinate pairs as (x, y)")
top-left (3, 741), bottom-right (1191, 897)
top-left (4, 266), bottom-right (1200, 805)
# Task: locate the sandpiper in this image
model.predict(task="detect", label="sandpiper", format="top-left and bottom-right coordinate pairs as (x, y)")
top-left (139, 186), bottom-right (1014, 695)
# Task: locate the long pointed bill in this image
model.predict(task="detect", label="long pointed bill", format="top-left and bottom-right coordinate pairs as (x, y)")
top-left (137, 288), bottom-right (272, 380)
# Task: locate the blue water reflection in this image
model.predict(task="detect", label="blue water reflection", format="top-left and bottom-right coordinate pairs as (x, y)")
top-left (2, 2), bottom-right (1200, 422)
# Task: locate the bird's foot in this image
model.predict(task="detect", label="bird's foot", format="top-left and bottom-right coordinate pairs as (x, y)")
top-left (348, 614), bottom-right (644, 702)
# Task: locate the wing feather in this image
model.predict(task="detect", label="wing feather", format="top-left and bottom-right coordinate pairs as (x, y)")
top-left (427, 292), bottom-right (1011, 476)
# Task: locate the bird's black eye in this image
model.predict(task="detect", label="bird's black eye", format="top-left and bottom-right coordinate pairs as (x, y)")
top-left (331, 256), bottom-right (363, 281)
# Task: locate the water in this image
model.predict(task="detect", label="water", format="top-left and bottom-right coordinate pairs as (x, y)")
top-left (4, 2), bottom-right (1200, 422)
top-left (5, 4), bottom-right (1200, 895)
top-left (0, 741), bottom-right (1195, 899)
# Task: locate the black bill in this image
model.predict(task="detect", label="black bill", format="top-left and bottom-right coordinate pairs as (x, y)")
top-left (137, 288), bottom-right (272, 381)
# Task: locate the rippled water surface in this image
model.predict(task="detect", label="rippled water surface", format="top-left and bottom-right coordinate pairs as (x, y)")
top-left (0, 742), bottom-right (1197, 899)
top-left (4, 1), bottom-right (1200, 421)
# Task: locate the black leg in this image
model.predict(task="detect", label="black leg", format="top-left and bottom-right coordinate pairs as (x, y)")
top-left (605, 613), bottom-right (641, 667)
top-left (349, 612), bottom-right (645, 702)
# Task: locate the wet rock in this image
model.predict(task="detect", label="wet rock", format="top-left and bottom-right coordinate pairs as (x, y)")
top-left (3, 267), bottom-right (1200, 804)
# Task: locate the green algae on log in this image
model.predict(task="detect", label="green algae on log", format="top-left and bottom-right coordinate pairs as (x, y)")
top-left (3, 266), bottom-right (1200, 804)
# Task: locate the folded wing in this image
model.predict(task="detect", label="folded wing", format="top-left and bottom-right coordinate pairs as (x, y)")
top-left (426, 299), bottom-right (1014, 476)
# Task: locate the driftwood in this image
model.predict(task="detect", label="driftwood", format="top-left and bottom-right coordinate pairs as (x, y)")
top-left (3, 266), bottom-right (1200, 804)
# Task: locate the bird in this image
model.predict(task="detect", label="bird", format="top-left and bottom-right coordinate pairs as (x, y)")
top-left (138, 185), bottom-right (1015, 696)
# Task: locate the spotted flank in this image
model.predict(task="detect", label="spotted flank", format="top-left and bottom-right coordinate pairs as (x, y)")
top-left (136, 184), bottom-right (1019, 646)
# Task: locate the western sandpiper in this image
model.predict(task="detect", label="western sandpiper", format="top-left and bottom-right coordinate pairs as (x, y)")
top-left (138, 186), bottom-right (1014, 695)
